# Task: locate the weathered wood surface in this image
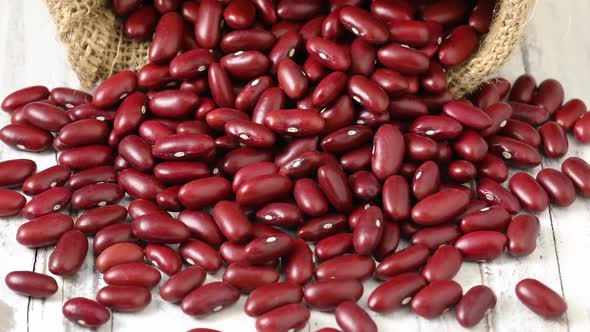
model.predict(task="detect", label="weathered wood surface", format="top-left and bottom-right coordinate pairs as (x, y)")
top-left (0, 1), bottom-right (588, 331)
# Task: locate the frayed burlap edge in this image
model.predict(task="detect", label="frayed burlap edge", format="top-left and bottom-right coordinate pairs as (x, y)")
top-left (448, 0), bottom-right (535, 97)
top-left (45, 0), bottom-right (149, 90)
top-left (46, 0), bottom-right (533, 95)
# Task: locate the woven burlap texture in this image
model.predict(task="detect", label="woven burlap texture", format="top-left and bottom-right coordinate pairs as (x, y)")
top-left (45, 0), bottom-right (533, 97)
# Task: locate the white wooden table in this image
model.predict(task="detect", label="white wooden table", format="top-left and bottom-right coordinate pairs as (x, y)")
top-left (1, 1), bottom-right (589, 331)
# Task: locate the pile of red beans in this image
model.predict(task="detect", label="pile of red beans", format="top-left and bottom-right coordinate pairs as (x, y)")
top-left (1, 0), bottom-right (589, 331)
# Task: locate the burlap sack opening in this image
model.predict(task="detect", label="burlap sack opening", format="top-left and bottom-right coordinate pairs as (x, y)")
top-left (45, 0), bottom-right (534, 97)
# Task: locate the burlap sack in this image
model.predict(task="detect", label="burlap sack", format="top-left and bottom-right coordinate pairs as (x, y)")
top-left (45, 0), bottom-right (533, 97)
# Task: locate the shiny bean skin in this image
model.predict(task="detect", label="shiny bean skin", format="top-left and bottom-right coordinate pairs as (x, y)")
top-left (208, 63), bottom-right (236, 109)
top-left (62, 297), bottom-right (111, 327)
top-left (96, 285), bottom-right (151, 312)
top-left (223, 0), bottom-right (256, 29)
top-left (269, 31), bottom-right (301, 73)
top-left (235, 76), bottom-right (274, 112)
top-left (206, 108), bottom-right (249, 131)
top-left (49, 87), bottom-right (92, 108)
top-left (169, 49), bottom-right (216, 80)
top-left (352, 206), bottom-right (383, 255)
top-left (2, 85), bottom-right (49, 111)
top-left (455, 231), bottom-right (507, 261)
top-left (92, 70), bottom-right (137, 109)
top-left (422, 0), bottom-right (467, 25)
top-left (370, 0), bottom-right (414, 21)
top-left (411, 189), bottom-right (470, 226)
top-left (539, 121), bottom-right (569, 158)
top-left (453, 130), bottom-right (488, 162)
top-left (225, 119), bottom-right (276, 148)
top-left (506, 214), bottom-right (540, 257)
top-left (536, 168), bottom-right (576, 207)
top-left (477, 177), bottom-right (521, 213)
top-left (256, 303), bottom-right (310, 332)
top-left (460, 205), bottom-right (510, 233)
top-left (59, 118), bottom-right (110, 147)
top-left (371, 124), bottom-right (404, 179)
top-left (321, 125), bottom-right (372, 153)
top-left (152, 133), bottom-right (214, 161)
top-left (125, 6), bottom-right (158, 40)
top-left (233, 162), bottom-right (278, 192)
top-left (480, 102), bottom-right (513, 137)
top-left (313, 72), bottom-right (348, 107)
top-left (509, 172), bottom-right (550, 212)
top-left (148, 90), bottom-right (199, 119)
top-left (144, 244), bottom-right (182, 276)
top-left (277, 58), bottom-right (309, 100)
top-left (316, 254), bottom-right (375, 281)
top-left (412, 161), bottom-right (440, 200)
top-left (562, 157), bottom-right (590, 196)
top-left (245, 282), bottom-right (303, 317)
top-left (421, 245), bottom-right (462, 282)
top-left (382, 175), bottom-right (410, 221)
top-left (138, 63), bottom-right (173, 89)
top-left (0, 124), bottom-right (53, 151)
top-left (5, 270), bottom-right (58, 298)
top-left (555, 99), bottom-right (587, 130)
top-left (48, 230), bottom-right (88, 276)
top-left (335, 301), bottom-right (377, 332)
top-left (348, 75), bottom-right (389, 113)
top-left (22, 102), bottom-right (70, 131)
top-left (509, 102), bottom-right (550, 126)
top-left (178, 239), bottom-right (222, 272)
top-left (487, 136), bottom-right (542, 168)
top-left (443, 101), bottom-right (492, 130)
top-left (378, 43), bottom-right (430, 75)
top-left (447, 160), bottom-right (477, 183)
top-left (533, 79), bottom-right (565, 114)
top-left (438, 25), bottom-right (478, 67)
top-left (349, 170), bottom-right (381, 201)
top-left (93, 224), bottom-right (137, 254)
top-left (148, 12), bottom-right (183, 63)
top-left (293, 178), bottom-right (330, 217)
top-left (349, 38), bottom-right (377, 77)
top-left (339, 6), bottom-right (389, 44)
top-left (315, 164), bottom-right (352, 213)
top-left (477, 153), bottom-right (509, 183)
top-left (411, 280), bottom-right (463, 319)
top-left (245, 233), bottom-right (293, 265)
top-left (515, 279), bottom-right (567, 319)
top-left (153, 161), bottom-right (209, 185)
top-left (500, 119), bottom-right (541, 148)
top-left (372, 69), bottom-right (409, 96)
top-left (456, 285), bottom-right (497, 328)
top-left (138, 120), bottom-right (173, 145)
top-left (368, 272), bottom-right (427, 313)
top-left (284, 238), bottom-right (314, 284)
top-left (221, 29), bottom-right (277, 54)
top-left (22, 187), bottom-right (71, 219)
top-left (212, 200), bottom-right (253, 244)
top-left (160, 266), bottom-right (206, 302)
top-left (0, 189), bottom-right (26, 216)
top-left (303, 279), bottom-right (363, 311)
top-left (0, 159), bottom-right (36, 188)
top-left (374, 220), bottom-right (401, 262)
top-left (222, 147), bottom-right (274, 175)
top-left (375, 244), bottom-right (430, 280)
top-left (340, 145), bottom-right (371, 173)
top-left (315, 233), bottom-right (354, 261)
top-left (132, 213), bottom-right (190, 244)
top-left (574, 112), bottom-right (590, 143)
top-left (404, 133), bottom-right (438, 161)
top-left (70, 183), bottom-right (123, 210)
top-left (58, 145), bottom-right (114, 171)
top-left (266, 109), bottom-right (326, 137)
top-left (509, 74), bottom-right (536, 103)
top-left (411, 224), bottom-right (462, 250)
top-left (306, 37), bottom-right (351, 72)
top-left (409, 115), bottom-right (463, 140)
top-left (221, 51), bottom-right (271, 81)
top-left (181, 281), bottom-right (241, 316)
top-left (118, 169), bottom-right (164, 200)
top-left (95, 242), bottom-right (144, 273)
top-left (222, 263), bottom-right (280, 293)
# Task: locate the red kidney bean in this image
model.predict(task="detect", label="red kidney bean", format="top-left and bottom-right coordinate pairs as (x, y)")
top-left (154, 0), bottom-right (179, 13)
top-left (411, 224), bottom-right (462, 250)
top-left (386, 20), bottom-right (429, 48)
top-left (515, 278), bottom-right (567, 319)
top-left (412, 161), bottom-right (440, 200)
top-left (245, 282), bottom-right (303, 317)
top-left (96, 285), bottom-right (151, 312)
top-left (181, 281), bottom-right (240, 316)
top-left (443, 101), bottom-right (492, 130)
top-left (0, 188), bottom-right (26, 216)
top-left (128, 199), bottom-right (168, 219)
top-left (447, 160), bottom-right (476, 183)
top-left (574, 112), bottom-right (590, 143)
top-left (349, 38), bottom-right (378, 76)
top-left (153, 161), bottom-right (209, 185)
top-left (303, 57), bottom-right (328, 82)
top-left (319, 95), bottom-right (355, 134)
top-left (371, 69), bottom-right (409, 96)
top-left (138, 63), bottom-right (173, 89)
top-left (22, 102), bottom-right (69, 131)
top-left (375, 244), bottom-right (430, 280)
top-left (236, 174), bottom-right (293, 207)
top-left (370, 0), bottom-right (414, 21)
top-left (95, 242), bottom-right (144, 273)
top-left (536, 168), bottom-right (576, 207)
top-left (334, 301), bottom-right (377, 332)
top-left (540, 122), bottom-right (569, 160)
top-left (349, 170), bottom-right (381, 201)
top-left (138, 120), bottom-right (174, 144)
top-left (348, 75), bottom-right (389, 113)
top-left (282, 238), bottom-right (314, 284)
top-left (208, 63), bottom-right (236, 108)
top-left (256, 303), bottom-right (310, 332)
top-left (71, 183), bottom-right (123, 210)
top-left (460, 205), bottom-right (510, 233)
top-left (210, 200), bottom-right (252, 244)
top-left (224, 119), bottom-right (275, 149)
top-left (323, 9), bottom-right (344, 41)
top-left (371, 124), bottom-right (404, 179)
top-left (477, 177), bottom-right (521, 213)
top-left (303, 279), bottom-right (363, 311)
top-left (352, 206), bottom-right (383, 255)
top-left (338, 6), bottom-right (388, 44)
top-left (421, 245), bottom-right (462, 282)
top-left (223, 263), bottom-right (280, 292)
top-left (276, 58), bottom-right (308, 100)
top-left (144, 244), bottom-right (182, 276)
top-left (0, 159), bottom-right (36, 188)
top-left (315, 233), bottom-right (353, 261)
top-left (455, 231), bottom-right (507, 261)
top-left (554, 99), bottom-right (587, 130)
top-left (152, 133), bottom-right (214, 161)
top-left (221, 29), bottom-right (277, 54)
top-left (62, 297), bottom-right (111, 327)
top-left (487, 136), bottom-right (542, 168)
top-left (256, 202), bottom-right (304, 227)
top-left (423, 0), bottom-right (467, 25)
top-left (411, 280), bottom-right (463, 318)
top-left (221, 50), bottom-right (270, 81)
top-left (374, 220), bottom-right (401, 261)
top-left (312, 72), bottom-right (347, 107)
top-left (0, 123), bottom-right (53, 151)
top-left (456, 285), bottom-right (497, 327)
top-left (2, 86), bottom-right (49, 111)
top-left (368, 272), bottom-right (426, 313)
top-left (220, 241), bottom-right (249, 265)
top-left (132, 213), bottom-right (190, 244)
top-left (59, 119), bottom-right (110, 147)
top-left (222, 147), bottom-right (274, 175)
top-left (235, 77), bottom-right (274, 113)
top-left (405, 133), bottom-right (438, 162)
top-left (112, 0), bottom-right (142, 15)
top-left (292, 178), bottom-right (329, 217)
top-left (148, 12), bottom-right (183, 63)
top-left (177, 120), bottom-right (210, 135)
top-left (92, 70), bottom-right (137, 108)
top-left (155, 186), bottom-right (182, 210)
top-left (381, 175), bottom-right (410, 221)
top-left (21, 187), bottom-right (71, 219)
top-left (420, 61), bottom-right (447, 93)
top-left (378, 43), bottom-right (429, 74)
top-left (509, 172), bottom-right (550, 212)
top-left (453, 130), bottom-right (488, 162)
top-left (500, 119), bottom-right (541, 148)
top-left (179, 239), bottom-right (223, 272)
top-left (119, 169), bottom-right (165, 200)
top-left (148, 90), bottom-right (199, 119)
top-left (506, 214), bottom-right (540, 257)
top-left (439, 25), bottom-right (478, 67)
top-left (316, 254), bottom-right (375, 281)
top-left (411, 189), bottom-right (469, 226)
top-left (314, 165), bottom-right (351, 213)
top-left (268, 30), bottom-right (301, 72)
top-left (252, 88), bottom-right (286, 125)
top-left (509, 102), bottom-right (550, 126)
top-left (224, 0), bottom-right (256, 29)
top-left (508, 74), bottom-right (536, 103)
top-left (48, 230), bottom-right (88, 276)
top-left (468, 0), bottom-right (494, 32)
top-left (125, 5), bottom-right (158, 40)
top-left (480, 102), bottom-right (513, 137)
top-left (5, 271), bottom-right (58, 298)
top-left (400, 220), bottom-right (423, 239)
top-left (266, 109), bottom-right (326, 137)
top-left (244, 234), bottom-right (292, 265)
top-left (409, 115), bottom-right (463, 140)
top-left (93, 224), bottom-right (137, 254)
top-left (562, 157), bottom-right (590, 196)
top-left (339, 145), bottom-right (370, 172)
top-left (278, 0), bottom-right (324, 20)
top-left (306, 37), bottom-right (351, 72)
top-left (59, 145), bottom-right (114, 171)
top-left (160, 266), bottom-right (206, 302)
top-left (477, 153), bottom-right (508, 183)
top-left (321, 125), bottom-right (372, 153)
top-left (532, 79), bottom-right (564, 114)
